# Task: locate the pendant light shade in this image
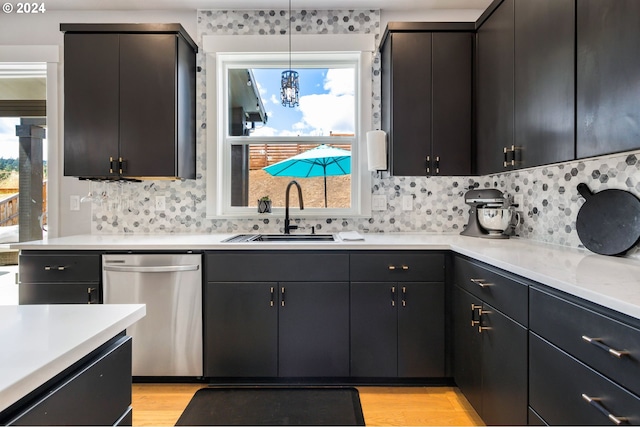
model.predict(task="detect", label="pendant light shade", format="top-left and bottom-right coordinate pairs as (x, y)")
top-left (281, 69), bottom-right (299, 107)
top-left (281, 0), bottom-right (299, 108)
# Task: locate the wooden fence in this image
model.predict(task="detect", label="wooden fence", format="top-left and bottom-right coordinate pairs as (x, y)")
top-left (0, 181), bottom-right (47, 227)
top-left (249, 144), bottom-right (352, 170)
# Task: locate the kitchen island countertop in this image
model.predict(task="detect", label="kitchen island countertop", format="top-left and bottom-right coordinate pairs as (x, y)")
top-left (11, 232), bottom-right (640, 321)
top-left (0, 304), bottom-right (145, 414)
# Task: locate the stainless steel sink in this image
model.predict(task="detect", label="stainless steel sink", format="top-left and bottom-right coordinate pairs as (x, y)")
top-left (222, 233), bottom-right (336, 242)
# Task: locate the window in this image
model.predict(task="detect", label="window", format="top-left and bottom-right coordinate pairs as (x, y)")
top-left (204, 35), bottom-right (373, 218)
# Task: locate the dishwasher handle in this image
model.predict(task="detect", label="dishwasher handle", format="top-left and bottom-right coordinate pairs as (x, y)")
top-left (103, 264), bottom-right (200, 273)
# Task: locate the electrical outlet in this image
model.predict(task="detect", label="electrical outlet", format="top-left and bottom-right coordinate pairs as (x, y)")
top-left (155, 196), bottom-right (166, 211)
top-left (70, 195), bottom-right (80, 211)
top-left (513, 193), bottom-right (524, 208)
top-left (402, 195), bottom-right (413, 211)
top-left (371, 195), bottom-right (387, 211)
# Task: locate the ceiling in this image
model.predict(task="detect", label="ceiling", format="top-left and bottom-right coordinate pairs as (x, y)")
top-left (40, 0), bottom-right (492, 12)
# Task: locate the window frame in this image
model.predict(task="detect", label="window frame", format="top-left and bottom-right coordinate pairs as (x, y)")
top-left (204, 34), bottom-right (373, 219)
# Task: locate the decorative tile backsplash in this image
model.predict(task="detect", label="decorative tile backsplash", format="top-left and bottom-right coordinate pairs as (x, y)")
top-left (89, 9), bottom-right (640, 256)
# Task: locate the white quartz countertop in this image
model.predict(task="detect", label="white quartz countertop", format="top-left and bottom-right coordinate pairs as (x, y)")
top-left (11, 232), bottom-right (640, 320)
top-left (0, 304), bottom-right (145, 413)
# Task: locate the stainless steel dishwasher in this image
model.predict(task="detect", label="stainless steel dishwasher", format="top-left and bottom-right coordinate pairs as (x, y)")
top-left (102, 253), bottom-right (203, 377)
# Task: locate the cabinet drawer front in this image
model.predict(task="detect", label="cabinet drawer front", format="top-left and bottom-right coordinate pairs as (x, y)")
top-left (206, 252), bottom-right (349, 282)
top-left (530, 287), bottom-right (640, 396)
top-left (19, 253), bottom-right (100, 283)
top-left (19, 283), bottom-right (100, 305)
top-left (350, 252), bottom-right (445, 282)
top-left (453, 256), bottom-right (528, 326)
top-left (530, 333), bottom-right (640, 425)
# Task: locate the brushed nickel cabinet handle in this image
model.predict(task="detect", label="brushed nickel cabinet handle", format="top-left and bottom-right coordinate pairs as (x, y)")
top-left (388, 265), bottom-right (410, 271)
top-left (270, 287), bottom-right (275, 307)
top-left (426, 155), bottom-right (430, 174)
top-left (435, 156), bottom-right (440, 175)
top-left (44, 266), bottom-right (66, 271)
top-left (391, 286), bottom-right (395, 307)
top-left (401, 287), bottom-right (406, 307)
top-left (581, 394), bottom-right (626, 425)
top-left (470, 278), bottom-right (492, 288)
top-left (281, 286), bottom-right (285, 307)
top-left (581, 335), bottom-right (630, 358)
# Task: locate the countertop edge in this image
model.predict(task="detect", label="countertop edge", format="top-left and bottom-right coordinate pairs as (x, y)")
top-left (0, 304), bottom-right (146, 414)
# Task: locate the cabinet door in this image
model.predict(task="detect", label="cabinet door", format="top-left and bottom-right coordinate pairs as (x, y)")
top-left (476, 0), bottom-right (515, 175)
top-left (577, 0), bottom-right (640, 158)
top-left (63, 33), bottom-right (119, 178)
top-left (383, 32), bottom-right (432, 176)
top-left (453, 286), bottom-right (482, 415)
top-left (481, 302), bottom-right (528, 426)
top-left (432, 32), bottom-right (472, 176)
top-left (350, 282), bottom-right (398, 377)
top-left (19, 283), bottom-right (99, 304)
top-left (205, 282), bottom-right (278, 377)
top-left (279, 282), bottom-right (349, 377)
top-left (398, 282), bottom-right (445, 377)
top-left (119, 34), bottom-right (178, 177)
top-left (515, 0), bottom-right (575, 168)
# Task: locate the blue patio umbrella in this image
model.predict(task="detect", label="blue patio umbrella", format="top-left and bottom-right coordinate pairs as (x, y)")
top-left (263, 144), bottom-right (351, 207)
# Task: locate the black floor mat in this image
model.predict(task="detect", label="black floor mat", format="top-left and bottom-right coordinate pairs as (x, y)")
top-left (175, 387), bottom-right (365, 426)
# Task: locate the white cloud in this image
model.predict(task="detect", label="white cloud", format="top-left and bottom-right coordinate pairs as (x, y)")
top-left (297, 92), bottom-right (355, 136)
top-left (269, 94), bottom-right (280, 105)
top-left (324, 69), bottom-right (355, 97)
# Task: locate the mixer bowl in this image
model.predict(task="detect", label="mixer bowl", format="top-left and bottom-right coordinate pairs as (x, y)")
top-left (477, 207), bottom-right (515, 234)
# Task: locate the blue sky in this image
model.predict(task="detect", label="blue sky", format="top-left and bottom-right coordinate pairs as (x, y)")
top-left (0, 117), bottom-right (47, 160)
top-left (250, 67), bottom-right (355, 137)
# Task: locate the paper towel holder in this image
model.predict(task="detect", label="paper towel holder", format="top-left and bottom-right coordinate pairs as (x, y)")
top-left (366, 130), bottom-right (388, 172)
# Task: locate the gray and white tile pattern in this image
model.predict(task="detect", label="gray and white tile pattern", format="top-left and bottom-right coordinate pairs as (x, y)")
top-left (88, 9), bottom-right (640, 257)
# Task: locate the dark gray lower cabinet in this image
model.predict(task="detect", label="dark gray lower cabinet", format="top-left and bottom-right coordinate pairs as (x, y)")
top-left (452, 255), bottom-right (529, 426)
top-left (453, 286), bottom-right (528, 425)
top-left (530, 333), bottom-right (640, 425)
top-left (2, 335), bottom-right (132, 426)
top-left (529, 286), bottom-right (640, 425)
top-left (205, 282), bottom-right (278, 377)
top-left (351, 281), bottom-right (445, 378)
top-left (19, 251), bottom-right (101, 305)
top-left (278, 282), bottom-right (349, 377)
top-left (205, 281), bottom-right (349, 378)
top-left (204, 251), bottom-right (350, 378)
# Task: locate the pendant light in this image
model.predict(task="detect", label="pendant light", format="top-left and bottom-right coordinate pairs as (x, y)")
top-left (280, 0), bottom-right (299, 107)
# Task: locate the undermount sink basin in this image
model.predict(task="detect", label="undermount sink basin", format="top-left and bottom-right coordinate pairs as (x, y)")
top-left (222, 233), bottom-right (337, 243)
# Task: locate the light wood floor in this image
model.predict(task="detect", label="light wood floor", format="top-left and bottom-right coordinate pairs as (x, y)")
top-left (132, 384), bottom-right (484, 426)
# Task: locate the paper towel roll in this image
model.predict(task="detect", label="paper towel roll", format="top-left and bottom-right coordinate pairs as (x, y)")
top-left (366, 130), bottom-right (387, 171)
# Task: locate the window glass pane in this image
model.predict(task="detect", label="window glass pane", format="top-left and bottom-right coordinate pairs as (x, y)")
top-left (228, 67), bottom-right (355, 137)
top-left (231, 143), bottom-right (351, 209)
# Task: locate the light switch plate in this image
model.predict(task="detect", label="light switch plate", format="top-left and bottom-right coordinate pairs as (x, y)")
top-left (402, 195), bottom-right (413, 211)
top-left (155, 196), bottom-right (166, 211)
top-left (371, 195), bottom-right (387, 211)
top-left (513, 194), bottom-right (524, 208)
top-left (70, 195), bottom-right (80, 211)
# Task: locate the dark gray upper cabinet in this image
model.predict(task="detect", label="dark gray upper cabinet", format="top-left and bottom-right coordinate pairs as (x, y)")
top-left (61, 24), bottom-right (197, 180)
top-left (476, 0), bottom-right (515, 175)
top-left (381, 24), bottom-right (473, 176)
top-left (577, 0), bottom-right (640, 158)
top-left (514, 0), bottom-right (575, 169)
